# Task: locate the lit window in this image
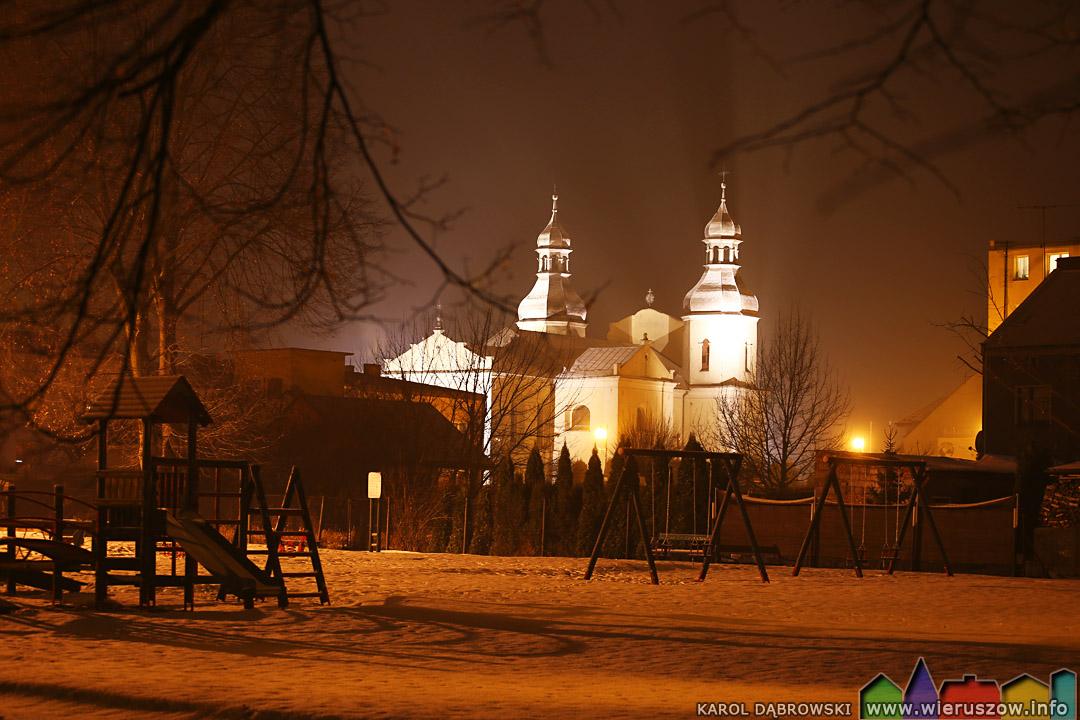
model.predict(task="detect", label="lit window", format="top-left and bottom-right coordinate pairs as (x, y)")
top-left (1049, 252), bottom-right (1070, 272)
top-left (1014, 255), bottom-right (1030, 280)
top-left (570, 405), bottom-right (591, 431)
top-left (701, 339), bottom-right (710, 372)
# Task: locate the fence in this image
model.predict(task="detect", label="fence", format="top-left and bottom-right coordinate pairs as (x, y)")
top-left (715, 495), bottom-right (1017, 574)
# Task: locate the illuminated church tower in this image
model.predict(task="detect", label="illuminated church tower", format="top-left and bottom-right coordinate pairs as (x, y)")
top-left (681, 181), bottom-right (759, 423)
top-left (516, 192), bottom-right (588, 336)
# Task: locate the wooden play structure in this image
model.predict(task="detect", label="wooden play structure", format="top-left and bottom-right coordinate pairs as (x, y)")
top-left (584, 447), bottom-right (770, 584)
top-left (793, 451), bottom-right (953, 577)
top-left (1, 375), bottom-right (329, 609)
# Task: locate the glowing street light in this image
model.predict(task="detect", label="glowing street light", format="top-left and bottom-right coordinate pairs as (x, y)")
top-left (850, 436), bottom-right (866, 452)
top-left (593, 426), bottom-right (609, 471)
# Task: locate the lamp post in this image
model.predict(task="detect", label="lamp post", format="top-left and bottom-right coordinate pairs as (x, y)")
top-left (593, 426), bottom-right (608, 473)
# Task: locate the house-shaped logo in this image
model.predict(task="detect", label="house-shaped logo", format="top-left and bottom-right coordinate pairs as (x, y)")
top-left (860, 660), bottom-right (1077, 720)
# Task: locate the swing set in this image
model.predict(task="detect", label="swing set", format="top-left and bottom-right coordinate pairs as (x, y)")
top-left (793, 451), bottom-right (953, 577)
top-left (584, 447), bottom-right (770, 584)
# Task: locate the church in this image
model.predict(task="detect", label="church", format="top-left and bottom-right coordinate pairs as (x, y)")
top-left (382, 182), bottom-right (760, 470)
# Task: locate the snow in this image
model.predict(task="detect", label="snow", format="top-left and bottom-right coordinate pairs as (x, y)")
top-left (1, 551), bottom-right (1078, 719)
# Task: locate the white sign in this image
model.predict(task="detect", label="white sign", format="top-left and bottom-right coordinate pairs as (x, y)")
top-left (367, 471), bottom-right (382, 499)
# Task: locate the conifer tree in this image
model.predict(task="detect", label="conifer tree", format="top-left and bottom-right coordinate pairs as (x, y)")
top-left (672, 434), bottom-right (707, 534)
top-left (492, 453), bottom-right (520, 555)
top-left (468, 481), bottom-right (493, 555)
top-left (553, 443), bottom-right (576, 556)
top-left (430, 483), bottom-right (454, 552)
top-left (576, 447), bottom-right (606, 556)
top-left (444, 473), bottom-right (468, 553)
top-left (602, 451), bottom-right (626, 558)
top-left (603, 452), bottom-right (644, 559)
top-left (524, 447), bottom-right (547, 555)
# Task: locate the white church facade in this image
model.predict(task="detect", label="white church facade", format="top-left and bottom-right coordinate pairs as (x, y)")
top-left (383, 183), bottom-right (759, 469)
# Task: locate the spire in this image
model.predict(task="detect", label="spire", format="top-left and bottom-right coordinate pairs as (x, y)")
top-left (537, 185), bottom-right (569, 249)
top-left (517, 190), bottom-right (587, 335)
top-left (705, 178), bottom-right (738, 240)
top-left (683, 178), bottom-right (758, 316)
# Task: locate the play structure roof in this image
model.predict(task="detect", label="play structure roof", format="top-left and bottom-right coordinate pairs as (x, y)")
top-left (82, 375), bottom-right (212, 425)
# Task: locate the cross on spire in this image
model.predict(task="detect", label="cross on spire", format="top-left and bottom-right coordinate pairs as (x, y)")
top-left (718, 168), bottom-right (730, 201)
top-left (552, 183), bottom-right (558, 215)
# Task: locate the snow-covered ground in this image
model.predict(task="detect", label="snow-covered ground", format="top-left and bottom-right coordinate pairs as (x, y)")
top-left (1, 551), bottom-right (1077, 719)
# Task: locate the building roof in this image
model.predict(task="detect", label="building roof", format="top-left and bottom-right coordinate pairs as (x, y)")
top-left (483, 328), bottom-right (614, 375)
top-left (288, 395), bottom-right (483, 469)
top-left (348, 366), bottom-right (485, 404)
top-left (82, 375), bottom-right (212, 426)
top-left (985, 256), bottom-right (1080, 349)
top-left (566, 345), bottom-right (641, 376)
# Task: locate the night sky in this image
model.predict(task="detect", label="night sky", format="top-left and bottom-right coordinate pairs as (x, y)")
top-left (295, 2), bottom-right (1080, 449)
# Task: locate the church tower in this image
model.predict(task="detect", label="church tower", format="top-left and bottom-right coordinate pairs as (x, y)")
top-left (517, 192), bottom-right (588, 336)
top-left (682, 180), bottom-right (759, 387)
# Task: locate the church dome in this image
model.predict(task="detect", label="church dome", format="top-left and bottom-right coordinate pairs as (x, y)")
top-left (536, 196), bottom-right (571, 249)
top-left (705, 198), bottom-right (739, 239)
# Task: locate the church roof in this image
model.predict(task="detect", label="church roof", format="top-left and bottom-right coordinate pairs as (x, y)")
top-left (566, 345), bottom-right (641, 376)
top-left (682, 268), bottom-right (758, 315)
top-left (517, 274), bottom-right (587, 322)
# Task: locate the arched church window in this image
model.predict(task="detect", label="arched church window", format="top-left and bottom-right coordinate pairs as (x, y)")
top-left (571, 405), bottom-right (591, 431)
top-left (701, 339), bottom-right (711, 372)
top-left (541, 256), bottom-right (549, 272)
top-left (564, 256), bottom-right (570, 272)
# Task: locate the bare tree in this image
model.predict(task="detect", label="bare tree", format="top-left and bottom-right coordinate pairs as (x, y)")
top-left (486, 2), bottom-right (1080, 203)
top-left (0, 1), bottom-right (514, 449)
top-left (711, 311), bottom-right (850, 498)
top-left (378, 301), bottom-right (584, 469)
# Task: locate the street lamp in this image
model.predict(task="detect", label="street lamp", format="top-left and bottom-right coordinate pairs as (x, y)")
top-left (593, 426), bottom-right (609, 470)
top-left (850, 436), bottom-right (866, 452)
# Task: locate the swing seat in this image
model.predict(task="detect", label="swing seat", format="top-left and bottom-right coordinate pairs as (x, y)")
top-left (879, 544), bottom-right (899, 569)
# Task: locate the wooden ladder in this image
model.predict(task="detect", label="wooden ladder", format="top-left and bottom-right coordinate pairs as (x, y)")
top-left (247, 466), bottom-right (330, 606)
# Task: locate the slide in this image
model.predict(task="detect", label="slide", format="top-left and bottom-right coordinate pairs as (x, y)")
top-left (0, 569), bottom-right (84, 593)
top-left (164, 511), bottom-right (282, 598)
top-left (0, 537), bottom-right (94, 568)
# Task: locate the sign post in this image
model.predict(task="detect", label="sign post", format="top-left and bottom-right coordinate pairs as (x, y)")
top-left (367, 472), bottom-right (382, 552)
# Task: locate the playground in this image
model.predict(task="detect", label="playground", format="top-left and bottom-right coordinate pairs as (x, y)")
top-left (1, 377), bottom-right (1077, 718)
top-left (1, 550), bottom-right (1078, 719)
